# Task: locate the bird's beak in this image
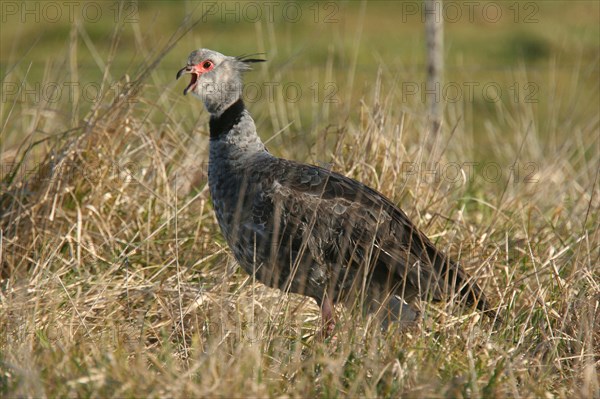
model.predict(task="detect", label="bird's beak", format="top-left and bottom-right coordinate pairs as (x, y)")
top-left (176, 65), bottom-right (198, 96)
top-left (176, 65), bottom-right (191, 80)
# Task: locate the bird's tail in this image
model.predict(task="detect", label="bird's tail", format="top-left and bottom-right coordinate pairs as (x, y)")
top-left (441, 256), bottom-right (502, 323)
top-left (419, 236), bottom-right (502, 323)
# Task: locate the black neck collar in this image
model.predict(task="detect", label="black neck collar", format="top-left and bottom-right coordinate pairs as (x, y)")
top-left (209, 99), bottom-right (245, 140)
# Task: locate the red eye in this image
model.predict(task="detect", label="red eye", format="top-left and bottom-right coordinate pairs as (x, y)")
top-left (200, 60), bottom-right (213, 71)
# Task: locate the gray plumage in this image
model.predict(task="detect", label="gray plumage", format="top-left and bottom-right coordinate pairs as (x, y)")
top-left (177, 49), bottom-right (495, 335)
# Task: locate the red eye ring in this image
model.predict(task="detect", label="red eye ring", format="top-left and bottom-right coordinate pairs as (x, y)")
top-left (201, 60), bottom-right (213, 70)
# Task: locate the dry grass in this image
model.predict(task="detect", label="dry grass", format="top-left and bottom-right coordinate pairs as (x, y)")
top-left (1, 11), bottom-right (599, 399)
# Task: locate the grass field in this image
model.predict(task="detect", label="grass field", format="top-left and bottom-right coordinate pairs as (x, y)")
top-left (1, 1), bottom-right (599, 397)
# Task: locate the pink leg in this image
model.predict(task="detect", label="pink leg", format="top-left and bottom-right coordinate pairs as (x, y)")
top-left (320, 297), bottom-right (336, 339)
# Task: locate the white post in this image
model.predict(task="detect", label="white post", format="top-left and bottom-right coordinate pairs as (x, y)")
top-left (425, 0), bottom-right (444, 137)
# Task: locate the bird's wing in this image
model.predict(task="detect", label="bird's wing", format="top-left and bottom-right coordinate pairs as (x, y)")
top-left (250, 158), bottom-right (487, 308)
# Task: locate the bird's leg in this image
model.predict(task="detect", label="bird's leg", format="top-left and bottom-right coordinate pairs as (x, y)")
top-left (320, 297), bottom-right (336, 339)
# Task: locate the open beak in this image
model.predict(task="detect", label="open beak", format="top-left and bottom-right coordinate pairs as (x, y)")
top-left (176, 65), bottom-right (198, 96)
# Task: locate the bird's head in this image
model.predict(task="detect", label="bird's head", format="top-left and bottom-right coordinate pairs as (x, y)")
top-left (176, 48), bottom-right (265, 116)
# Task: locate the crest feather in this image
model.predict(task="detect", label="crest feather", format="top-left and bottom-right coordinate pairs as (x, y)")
top-left (236, 53), bottom-right (267, 64)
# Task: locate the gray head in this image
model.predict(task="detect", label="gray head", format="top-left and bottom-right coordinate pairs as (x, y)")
top-left (176, 48), bottom-right (265, 116)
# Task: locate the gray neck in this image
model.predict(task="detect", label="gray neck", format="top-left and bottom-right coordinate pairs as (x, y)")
top-left (208, 99), bottom-right (268, 164)
top-left (200, 81), bottom-right (243, 117)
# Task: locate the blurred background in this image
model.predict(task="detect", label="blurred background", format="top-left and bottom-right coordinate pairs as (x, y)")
top-left (2, 1), bottom-right (598, 160)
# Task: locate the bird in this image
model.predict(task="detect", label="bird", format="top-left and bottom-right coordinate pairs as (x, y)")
top-left (177, 48), bottom-right (497, 337)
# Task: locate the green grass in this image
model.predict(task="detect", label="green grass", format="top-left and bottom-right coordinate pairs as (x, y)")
top-left (1, 1), bottom-right (599, 397)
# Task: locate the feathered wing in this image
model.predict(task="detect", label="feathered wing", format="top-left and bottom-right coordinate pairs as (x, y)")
top-left (249, 158), bottom-right (491, 313)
